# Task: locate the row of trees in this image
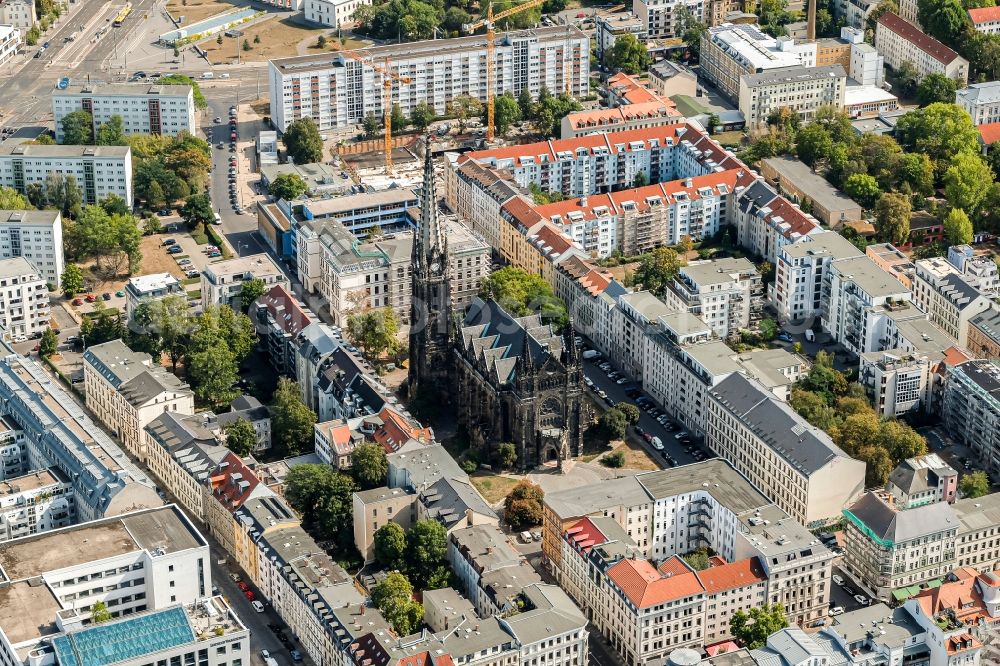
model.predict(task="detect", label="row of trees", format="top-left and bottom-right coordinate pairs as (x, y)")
top-left (60, 112), bottom-right (128, 146)
top-left (131, 132), bottom-right (213, 210)
top-left (373, 519), bottom-right (450, 588)
top-left (352, 0), bottom-right (565, 43)
top-left (63, 198), bottom-right (143, 277)
top-left (790, 352), bottom-right (927, 487)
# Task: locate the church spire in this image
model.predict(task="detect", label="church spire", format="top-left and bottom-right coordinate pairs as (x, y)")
top-left (419, 134), bottom-right (444, 261)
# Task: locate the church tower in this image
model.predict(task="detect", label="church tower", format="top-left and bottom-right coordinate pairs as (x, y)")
top-left (408, 138), bottom-right (452, 402)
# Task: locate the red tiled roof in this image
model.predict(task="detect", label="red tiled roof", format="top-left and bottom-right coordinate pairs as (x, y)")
top-left (979, 122), bottom-right (1000, 146)
top-left (969, 6), bottom-right (1000, 24)
top-left (372, 406), bottom-right (433, 453)
top-left (565, 516), bottom-right (612, 555)
top-left (877, 12), bottom-right (962, 65)
top-left (567, 101), bottom-right (680, 130)
top-left (259, 285), bottom-right (312, 336)
top-left (209, 451), bottom-right (261, 514)
top-left (657, 556), bottom-right (692, 576)
top-left (696, 557), bottom-right (767, 595)
top-left (767, 196), bottom-right (821, 240)
top-left (607, 557), bottom-right (705, 608)
top-left (531, 222), bottom-right (578, 259)
top-left (501, 195), bottom-right (545, 228)
top-left (946, 634), bottom-right (981, 655)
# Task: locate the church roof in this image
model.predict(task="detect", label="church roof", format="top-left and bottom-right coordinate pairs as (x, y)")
top-left (459, 297), bottom-right (567, 385)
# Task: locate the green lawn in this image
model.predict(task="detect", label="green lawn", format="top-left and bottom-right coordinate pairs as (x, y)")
top-left (670, 95), bottom-right (708, 117)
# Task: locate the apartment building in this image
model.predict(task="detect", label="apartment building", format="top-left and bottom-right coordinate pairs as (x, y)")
top-left (302, 0), bottom-right (372, 27)
top-left (0, 257), bottom-right (49, 340)
top-left (0, 209), bottom-right (63, 290)
top-left (0, 467), bottom-right (73, 542)
top-left (202, 451), bottom-right (265, 562)
top-left (772, 231), bottom-right (862, 323)
top-left (888, 453), bottom-right (958, 508)
top-left (298, 216), bottom-right (489, 327)
top-left (201, 253), bottom-right (288, 308)
top-left (734, 180), bottom-right (823, 265)
top-left (546, 459), bottom-right (836, 648)
top-left (0, 0), bottom-right (35, 33)
top-left (448, 525), bottom-right (542, 617)
top-left (204, 396), bottom-right (271, 452)
top-left (665, 258), bottom-right (762, 339)
top-left (969, 5), bottom-right (1000, 34)
top-left (0, 339), bottom-right (161, 522)
top-left (954, 491), bottom-right (1000, 573)
top-left (758, 156), bottom-right (863, 226)
top-left (448, 158), bottom-right (521, 250)
top-left (124, 272), bottom-right (183, 318)
top-left (957, 81), bottom-right (1000, 126)
top-left (738, 65), bottom-right (847, 129)
top-left (0, 505), bottom-right (213, 666)
top-left (268, 26), bottom-right (590, 131)
top-left (0, 26), bottom-right (19, 68)
top-left (83, 339), bottom-right (195, 461)
top-left (859, 349), bottom-right (942, 417)
top-left (913, 257), bottom-right (994, 348)
top-left (867, 242), bottom-right (915, 290)
top-left (561, 102), bottom-right (682, 140)
top-left (253, 284), bottom-right (313, 376)
top-left (943, 360), bottom-right (1000, 476)
top-left (968, 309), bottom-right (1000, 358)
top-left (594, 11), bottom-right (646, 58)
top-left (700, 24), bottom-right (817, 102)
top-left (648, 60), bottom-right (699, 99)
top-left (0, 142), bottom-right (133, 206)
top-left (947, 245), bottom-right (1000, 295)
top-left (351, 486), bottom-right (416, 563)
top-left (52, 84), bottom-right (196, 141)
top-left (298, 189), bottom-right (420, 237)
top-left (821, 255), bottom-right (912, 356)
top-left (705, 372), bottom-right (866, 526)
top-left (463, 122), bottom-right (747, 200)
top-left (876, 12), bottom-right (968, 83)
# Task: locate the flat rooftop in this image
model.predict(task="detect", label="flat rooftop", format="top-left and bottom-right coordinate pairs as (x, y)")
top-left (0, 141), bottom-right (130, 158)
top-left (637, 459), bottom-right (772, 514)
top-left (544, 473), bottom-right (649, 519)
top-left (205, 253), bottom-right (284, 278)
top-left (0, 467), bottom-right (63, 493)
top-left (57, 83), bottom-right (192, 97)
top-left (833, 255), bottom-right (909, 297)
top-left (762, 156), bottom-right (862, 215)
top-left (0, 580), bottom-right (61, 644)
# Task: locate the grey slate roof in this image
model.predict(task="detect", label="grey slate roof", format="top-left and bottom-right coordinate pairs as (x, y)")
top-left (708, 373), bottom-right (850, 476)
top-left (499, 584), bottom-right (586, 644)
top-left (420, 476), bottom-right (498, 528)
top-left (847, 491), bottom-right (958, 543)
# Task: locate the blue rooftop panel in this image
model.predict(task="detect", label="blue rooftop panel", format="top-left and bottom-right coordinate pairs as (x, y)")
top-left (53, 607), bottom-right (195, 666)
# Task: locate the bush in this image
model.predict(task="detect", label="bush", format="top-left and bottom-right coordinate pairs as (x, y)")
top-left (602, 450), bottom-right (626, 468)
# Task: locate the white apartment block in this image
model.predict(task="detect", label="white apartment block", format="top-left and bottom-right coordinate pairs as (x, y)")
top-left (52, 84), bottom-right (197, 142)
top-left (0, 143), bottom-right (134, 207)
top-left (0, 257), bottom-right (49, 340)
top-left (201, 253), bottom-right (288, 308)
top-left (875, 12), bottom-right (968, 84)
top-left (83, 339), bottom-right (195, 461)
top-left (772, 230), bottom-right (862, 323)
top-left (831, 0), bottom-right (880, 29)
top-left (859, 349), bottom-right (939, 417)
top-left (0, 26), bottom-right (20, 68)
top-left (594, 11), bottom-right (646, 57)
top-left (700, 24), bottom-right (818, 102)
top-left (956, 81), bottom-right (1000, 126)
top-left (0, 209), bottom-right (64, 290)
top-left (913, 257), bottom-right (994, 348)
top-left (948, 245), bottom-right (1000, 295)
top-left (302, 0), bottom-right (371, 27)
top-left (460, 122), bottom-right (747, 201)
top-left (0, 0), bottom-right (35, 33)
top-left (664, 257), bottom-right (762, 339)
top-left (268, 26), bottom-right (590, 131)
top-left (706, 372), bottom-right (866, 527)
top-left (821, 255), bottom-right (912, 356)
top-left (0, 505), bottom-right (213, 666)
top-left (969, 6), bottom-right (1000, 35)
top-left (633, 0), bottom-right (706, 40)
top-left (125, 272), bottom-right (184, 318)
top-left (0, 468), bottom-right (73, 542)
top-left (738, 65), bottom-right (847, 129)
top-left (734, 180), bottom-right (823, 266)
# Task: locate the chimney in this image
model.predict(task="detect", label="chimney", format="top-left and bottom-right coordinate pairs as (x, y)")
top-left (807, 0), bottom-right (816, 41)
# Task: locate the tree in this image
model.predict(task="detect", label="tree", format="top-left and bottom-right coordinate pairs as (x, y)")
top-left (504, 480), bottom-right (544, 530)
top-left (492, 92), bottom-right (522, 137)
top-left (410, 102), bottom-right (436, 131)
top-left (146, 180), bottom-right (166, 210)
top-left (730, 604), bottom-right (789, 649)
top-left (681, 548), bottom-right (711, 571)
top-left (351, 442), bottom-right (388, 489)
top-left (944, 152), bottom-right (993, 213)
top-left (616, 403), bottom-right (641, 425)
top-left (373, 522), bottom-right (407, 568)
top-left (39, 328), bottom-right (58, 358)
top-left (71, 205), bottom-right (142, 275)
top-left (960, 470), bottom-right (991, 498)
top-left (603, 33), bottom-right (650, 74)
top-left (187, 344), bottom-right (239, 405)
top-left (391, 104), bottom-right (407, 132)
top-left (182, 192), bottom-right (215, 233)
top-left (158, 75), bottom-right (208, 109)
top-left (271, 377), bottom-right (317, 455)
top-left (633, 171), bottom-right (649, 187)
top-left (843, 173), bottom-right (881, 209)
top-left (372, 572), bottom-right (422, 636)
top-left (346, 307), bottom-right (400, 360)
top-left (242, 38), bottom-right (251, 51)
top-left (877, 420), bottom-right (926, 462)
top-left (284, 464), bottom-right (357, 545)
top-left (632, 246), bottom-right (685, 294)
top-left (223, 418), bottom-right (258, 456)
top-left (896, 103), bottom-right (980, 172)
top-left (316, 34), bottom-right (327, 48)
top-left (497, 442), bottom-right (517, 469)
top-left (61, 263), bottom-right (84, 297)
top-left (600, 408), bottom-right (628, 440)
top-left (918, 0), bottom-right (968, 43)
top-left (677, 4), bottom-right (708, 59)
top-left (944, 207), bottom-right (974, 246)
top-left (875, 193), bottom-right (912, 245)
top-left (0, 186), bottom-right (30, 210)
top-left (759, 318), bottom-right (778, 341)
top-left (268, 173), bottom-right (308, 201)
top-left (283, 117), bottom-right (324, 164)
top-left (362, 112), bottom-right (381, 139)
top-left (795, 123), bottom-right (833, 166)
top-left (90, 601), bottom-right (113, 624)
top-left (217, 34), bottom-right (224, 45)
top-left (448, 95), bottom-right (482, 132)
top-left (96, 115), bottom-right (127, 146)
top-left (917, 72), bottom-right (958, 106)
top-left (603, 450), bottom-right (626, 468)
top-left (479, 266), bottom-right (566, 323)
top-left (61, 110), bottom-right (94, 144)
top-left (131, 294), bottom-right (191, 370)
top-left (406, 519), bottom-right (449, 587)
top-left (238, 277), bottom-right (266, 314)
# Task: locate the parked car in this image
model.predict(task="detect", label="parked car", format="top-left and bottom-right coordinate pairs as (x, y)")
top-left (675, 431), bottom-right (689, 439)
top-left (650, 436), bottom-right (663, 450)
top-left (829, 607), bottom-right (845, 616)
top-left (833, 575), bottom-right (845, 586)
top-left (168, 246), bottom-right (183, 254)
top-left (237, 582), bottom-right (250, 591)
top-left (520, 531), bottom-right (532, 543)
top-left (244, 590), bottom-right (255, 601)
top-left (85, 294), bottom-right (96, 302)
top-left (777, 332), bottom-right (793, 342)
top-left (290, 651), bottom-right (303, 663)
top-left (260, 651), bottom-right (270, 660)
top-left (252, 600), bottom-right (265, 613)
top-left (854, 595), bottom-right (870, 606)
top-left (162, 238), bottom-right (176, 246)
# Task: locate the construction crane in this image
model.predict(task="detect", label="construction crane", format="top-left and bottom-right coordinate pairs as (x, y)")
top-left (331, 47), bottom-right (412, 174)
top-left (462, 0), bottom-right (545, 141)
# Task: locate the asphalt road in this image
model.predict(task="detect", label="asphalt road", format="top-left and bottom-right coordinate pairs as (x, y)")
top-left (582, 356), bottom-right (712, 468)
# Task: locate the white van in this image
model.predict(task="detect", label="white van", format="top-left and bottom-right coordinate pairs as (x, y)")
top-left (804, 329), bottom-right (816, 342)
top-left (650, 436), bottom-right (663, 450)
top-left (201, 72), bottom-right (214, 79)
top-left (251, 600), bottom-right (264, 613)
top-left (213, 212), bottom-right (222, 225)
